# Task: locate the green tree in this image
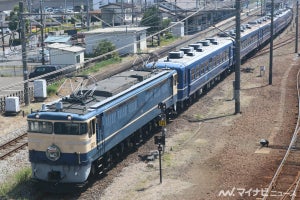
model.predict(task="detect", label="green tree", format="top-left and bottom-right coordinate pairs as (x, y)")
top-left (8, 5), bottom-right (19, 31)
top-left (9, 4), bottom-right (30, 34)
top-left (93, 40), bottom-right (118, 59)
top-left (162, 18), bottom-right (171, 30)
top-left (140, 6), bottom-right (161, 34)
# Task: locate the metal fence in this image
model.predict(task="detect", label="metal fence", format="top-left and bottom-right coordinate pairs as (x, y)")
top-left (0, 86), bottom-right (34, 113)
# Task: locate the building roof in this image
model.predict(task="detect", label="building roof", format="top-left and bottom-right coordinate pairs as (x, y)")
top-left (101, 3), bottom-right (133, 9)
top-left (84, 26), bottom-right (148, 35)
top-left (44, 35), bottom-right (72, 43)
top-left (47, 43), bottom-right (85, 53)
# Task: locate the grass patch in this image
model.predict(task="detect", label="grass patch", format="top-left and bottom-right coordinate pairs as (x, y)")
top-left (160, 36), bottom-right (179, 46)
top-left (82, 57), bottom-right (122, 75)
top-left (0, 167), bottom-right (32, 199)
top-left (194, 114), bottom-right (204, 120)
top-left (47, 80), bottom-right (64, 96)
top-left (162, 152), bottom-right (172, 167)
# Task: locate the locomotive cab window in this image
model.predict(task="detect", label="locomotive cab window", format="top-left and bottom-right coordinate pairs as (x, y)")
top-left (89, 119), bottom-right (96, 138)
top-left (28, 121), bottom-right (53, 134)
top-left (54, 122), bottom-right (88, 135)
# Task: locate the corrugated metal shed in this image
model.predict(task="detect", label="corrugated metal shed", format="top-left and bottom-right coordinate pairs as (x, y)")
top-left (84, 27), bottom-right (148, 35)
top-left (47, 43), bottom-right (85, 53)
top-left (44, 35), bottom-right (72, 44)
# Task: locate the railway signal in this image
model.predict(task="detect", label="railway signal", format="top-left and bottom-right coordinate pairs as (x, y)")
top-left (154, 136), bottom-right (164, 184)
top-left (156, 102), bottom-right (168, 184)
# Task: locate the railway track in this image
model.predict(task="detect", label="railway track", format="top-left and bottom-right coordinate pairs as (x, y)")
top-left (261, 69), bottom-right (300, 200)
top-left (0, 132), bottom-right (28, 160)
top-left (251, 36), bottom-right (295, 59)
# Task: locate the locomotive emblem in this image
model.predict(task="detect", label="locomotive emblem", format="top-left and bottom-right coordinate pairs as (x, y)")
top-left (46, 144), bottom-right (61, 161)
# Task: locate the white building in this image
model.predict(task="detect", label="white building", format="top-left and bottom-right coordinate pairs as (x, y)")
top-left (84, 26), bottom-right (148, 55)
top-left (93, 0), bottom-right (156, 10)
top-left (170, 22), bottom-right (184, 37)
top-left (47, 43), bottom-right (85, 66)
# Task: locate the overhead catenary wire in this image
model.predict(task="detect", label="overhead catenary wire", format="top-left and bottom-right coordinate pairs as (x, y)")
top-left (0, 10), bottom-right (201, 96)
top-left (1, 1), bottom-right (239, 62)
top-left (0, 1), bottom-right (249, 95)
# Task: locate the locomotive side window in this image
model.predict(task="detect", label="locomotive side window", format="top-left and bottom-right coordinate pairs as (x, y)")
top-left (28, 121), bottom-right (53, 134)
top-left (89, 119), bottom-right (96, 138)
top-left (54, 122), bottom-right (88, 135)
top-left (173, 74), bottom-right (178, 86)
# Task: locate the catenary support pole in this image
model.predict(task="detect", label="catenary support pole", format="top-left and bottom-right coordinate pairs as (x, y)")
top-left (235, 0), bottom-right (241, 114)
top-left (296, 1), bottom-right (299, 53)
top-left (40, 0), bottom-right (45, 65)
top-left (269, 0), bottom-right (274, 85)
top-left (20, 2), bottom-right (29, 106)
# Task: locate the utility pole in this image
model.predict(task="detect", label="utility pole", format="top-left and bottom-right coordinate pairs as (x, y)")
top-left (296, 0), bottom-right (299, 53)
top-left (269, 0), bottom-right (274, 85)
top-left (20, 2), bottom-right (29, 106)
top-left (86, 0), bottom-right (90, 31)
top-left (40, 0), bottom-right (45, 65)
top-left (175, 0), bottom-right (177, 21)
top-left (65, 0), bottom-right (67, 23)
top-left (235, 0), bottom-right (241, 114)
top-left (261, 0), bottom-right (263, 16)
top-left (28, 0), bottom-right (32, 35)
top-left (132, 0), bottom-right (134, 24)
top-left (1, 24), bottom-right (4, 58)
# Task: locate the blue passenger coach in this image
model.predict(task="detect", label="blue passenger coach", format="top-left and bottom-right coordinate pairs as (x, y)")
top-left (27, 69), bottom-right (178, 183)
top-left (147, 38), bottom-right (234, 108)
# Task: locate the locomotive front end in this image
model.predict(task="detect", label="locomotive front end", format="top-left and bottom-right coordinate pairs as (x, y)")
top-left (27, 111), bottom-right (96, 184)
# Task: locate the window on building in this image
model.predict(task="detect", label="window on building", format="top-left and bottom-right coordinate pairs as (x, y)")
top-left (76, 55), bottom-right (80, 63)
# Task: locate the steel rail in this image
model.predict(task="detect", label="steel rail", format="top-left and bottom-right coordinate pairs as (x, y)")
top-left (0, 132), bottom-right (28, 160)
top-left (262, 68), bottom-right (300, 200)
top-left (0, 142), bottom-right (28, 160)
top-left (0, 133), bottom-right (27, 149)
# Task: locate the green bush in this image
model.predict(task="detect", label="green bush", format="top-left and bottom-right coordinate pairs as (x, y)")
top-left (47, 81), bottom-right (63, 96)
top-left (9, 39), bottom-right (21, 46)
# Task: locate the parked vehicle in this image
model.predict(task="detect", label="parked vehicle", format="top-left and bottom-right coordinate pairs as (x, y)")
top-left (74, 23), bottom-right (85, 29)
top-left (29, 65), bottom-right (62, 80)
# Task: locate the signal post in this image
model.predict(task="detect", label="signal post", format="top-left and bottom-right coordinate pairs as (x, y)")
top-left (155, 102), bottom-right (167, 184)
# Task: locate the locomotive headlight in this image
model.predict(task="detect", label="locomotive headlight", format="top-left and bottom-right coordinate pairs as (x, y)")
top-left (67, 115), bottom-right (72, 120)
top-left (74, 171), bottom-right (78, 176)
top-left (35, 113), bottom-right (40, 119)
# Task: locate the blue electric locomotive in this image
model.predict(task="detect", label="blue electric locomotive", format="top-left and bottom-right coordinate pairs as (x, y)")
top-left (28, 69), bottom-right (178, 184)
